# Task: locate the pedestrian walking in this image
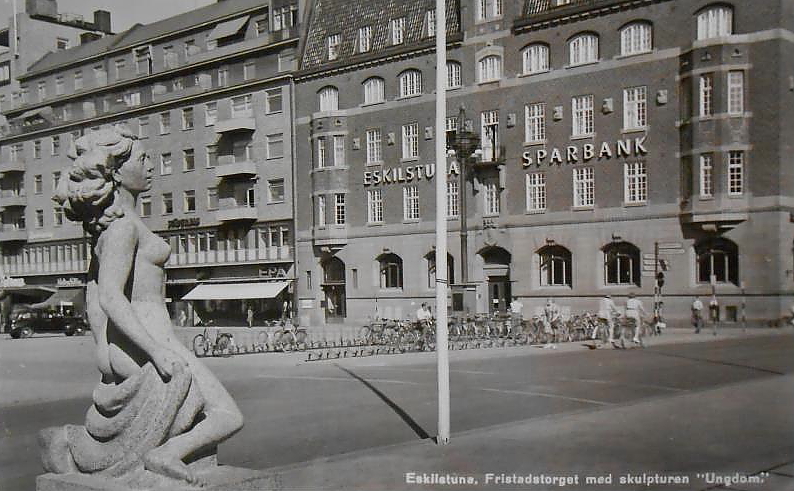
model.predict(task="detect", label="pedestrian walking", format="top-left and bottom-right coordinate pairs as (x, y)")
top-left (625, 293), bottom-right (647, 344)
top-left (509, 296), bottom-right (524, 333)
top-left (247, 307), bottom-right (254, 328)
top-left (597, 294), bottom-right (618, 345)
top-left (542, 298), bottom-right (560, 349)
top-left (692, 296), bottom-right (704, 333)
top-left (709, 294), bottom-right (719, 336)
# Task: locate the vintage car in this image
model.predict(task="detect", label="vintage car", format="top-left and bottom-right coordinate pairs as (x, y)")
top-left (9, 308), bottom-right (88, 338)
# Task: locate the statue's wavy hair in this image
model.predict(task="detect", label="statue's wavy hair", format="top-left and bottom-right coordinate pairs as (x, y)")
top-left (52, 125), bottom-right (139, 240)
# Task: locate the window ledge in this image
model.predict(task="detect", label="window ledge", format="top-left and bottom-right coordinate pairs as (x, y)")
top-left (518, 69), bottom-right (551, 78)
top-left (570, 133), bottom-right (595, 141)
top-left (614, 50), bottom-right (653, 60)
top-left (400, 157), bottom-right (420, 163)
top-left (727, 193), bottom-right (745, 199)
top-left (621, 126), bottom-right (648, 134)
top-left (361, 101), bottom-right (385, 108)
top-left (698, 196), bottom-right (715, 201)
top-left (523, 140), bottom-right (547, 147)
top-left (566, 60), bottom-right (600, 69)
top-left (367, 222), bottom-right (384, 227)
top-left (402, 219), bottom-right (420, 224)
top-left (366, 160), bottom-right (384, 167)
top-left (267, 200), bottom-right (285, 205)
top-left (396, 94), bottom-right (422, 101)
top-left (571, 205), bottom-right (594, 212)
top-left (525, 209), bottom-right (546, 215)
top-left (477, 79), bottom-right (502, 86)
top-left (623, 201), bottom-right (647, 207)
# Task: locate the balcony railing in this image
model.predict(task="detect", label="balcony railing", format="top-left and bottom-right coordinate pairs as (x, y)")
top-left (0, 194), bottom-right (27, 208)
top-left (0, 161), bottom-right (26, 174)
top-left (215, 157), bottom-right (258, 178)
top-left (3, 259), bottom-right (89, 275)
top-left (215, 116), bottom-right (256, 133)
top-left (216, 204), bottom-right (258, 222)
top-left (0, 227), bottom-right (27, 242)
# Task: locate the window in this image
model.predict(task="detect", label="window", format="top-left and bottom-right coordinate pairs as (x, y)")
top-left (573, 167), bottom-right (595, 207)
top-left (522, 44), bottom-right (549, 75)
top-left (318, 86), bottom-right (339, 111)
top-left (539, 245), bottom-right (572, 287)
top-left (366, 129), bottom-right (382, 164)
top-left (52, 171), bottom-right (61, 190)
top-left (34, 174), bottom-right (43, 193)
top-left (183, 148), bottom-right (195, 172)
top-left (484, 179), bottom-right (500, 215)
top-left (266, 89), bottom-right (282, 113)
top-left (620, 22), bottom-right (652, 56)
top-left (162, 193), bottom-right (173, 214)
top-left (33, 141), bottom-right (41, 159)
top-left (138, 117), bottom-right (149, 138)
top-left (572, 94), bottom-right (594, 137)
top-left (267, 133), bottom-right (284, 158)
top-left (477, 0), bottom-right (502, 20)
top-left (399, 70), bottom-right (422, 97)
top-left (162, 45), bottom-right (177, 69)
top-left (56, 38), bottom-right (69, 50)
top-left (445, 116), bottom-right (458, 141)
top-left (206, 145), bottom-right (217, 168)
top-left (525, 103), bottom-right (546, 143)
top-left (204, 102), bottom-right (217, 125)
top-left (333, 136), bottom-right (345, 166)
top-left (140, 196), bottom-right (152, 217)
top-left (181, 107), bottom-right (194, 130)
top-left (379, 253), bottom-right (403, 289)
top-left (51, 136), bottom-right (61, 157)
top-left (699, 74), bottom-right (714, 117)
top-left (481, 110), bottom-right (499, 161)
top-left (159, 112), bottom-right (171, 134)
top-left (447, 180), bottom-right (459, 218)
top-left (728, 151), bottom-right (744, 196)
top-left (74, 71), bottom-right (83, 90)
top-left (233, 139), bottom-right (252, 162)
top-left (217, 68), bottom-right (229, 87)
top-left (426, 10), bottom-right (436, 37)
top-left (697, 5), bottom-right (733, 40)
top-left (207, 188), bottom-right (219, 210)
top-left (124, 91), bottom-right (141, 107)
top-left (243, 61), bottom-right (255, 80)
top-left (114, 59), bottom-right (125, 79)
top-left (403, 185), bottom-right (420, 220)
top-left (268, 179), bottom-right (285, 203)
top-left (363, 77), bottom-right (385, 105)
top-left (478, 55), bottom-right (502, 83)
top-left (317, 195), bottom-right (326, 227)
top-left (696, 238), bottom-right (738, 284)
top-left (231, 94), bottom-right (253, 118)
top-left (359, 26), bottom-right (372, 53)
top-left (133, 46), bottom-right (152, 75)
top-left (10, 143), bottom-right (22, 162)
top-left (728, 71), bottom-right (744, 115)
top-left (37, 81), bottom-right (47, 101)
top-left (569, 33), bottom-right (598, 66)
top-left (334, 193), bottom-right (346, 224)
top-left (94, 65), bottom-right (107, 85)
top-left (317, 138), bottom-right (327, 168)
top-left (402, 123), bottom-right (419, 159)
top-left (604, 242), bottom-right (640, 286)
top-left (160, 153), bottom-right (172, 175)
top-left (327, 34), bottom-right (341, 61)
top-left (273, 4), bottom-right (298, 30)
top-left (184, 190), bottom-right (196, 213)
top-left (53, 206), bottom-right (64, 226)
top-left (700, 154), bottom-right (713, 198)
top-left (255, 18), bottom-right (269, 36)
top-left (446, 61), bottom-right (462, 89)
top-left (624, 162), bottom-right (648, 204)
top-left (367, 189), bottom-right (383, 223)
top-left (55, 76), bottom-right (65, 96)
top-left (0, 63), bottom-right (9, 85)
top-left (623, 86), bottom-right (647, 130)
top-left (526, 173), bottom-right (546, 212)
top-left (35, 210), bottom-right (44, 228)
top-left (391, 17), bottom-right (405, 45)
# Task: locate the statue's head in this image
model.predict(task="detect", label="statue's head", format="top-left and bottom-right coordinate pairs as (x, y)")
top-left (53, 125), bottom-right (151, 238)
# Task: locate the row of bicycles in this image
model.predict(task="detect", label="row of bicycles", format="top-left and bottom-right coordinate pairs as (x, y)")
top-left (192, 323), bottom-right (310, 357)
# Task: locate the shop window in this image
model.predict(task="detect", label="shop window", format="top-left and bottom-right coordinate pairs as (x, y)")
top-left (603, 242), bottom-right (641, 286)
top-left (538, 245), bottom-right (572, 287)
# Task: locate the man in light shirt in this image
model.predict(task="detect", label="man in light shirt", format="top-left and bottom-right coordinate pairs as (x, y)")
top-left (692, 296), bottom-right (704, 333)
top-left (597, 294), bottom-right (619, 344)
top-left (625, 293), bottom-right (647, 344)
top-left (542, 298), bottom-right (561, 349)
top-left (416, 303), bottom-right (432, 324)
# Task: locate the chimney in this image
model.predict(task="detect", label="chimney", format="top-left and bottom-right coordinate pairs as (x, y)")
top-left (93, 10), bottom-right (111, 33)
top-left (80, 32), bottom-right (101, 44)
top-left (25, 0), bottom-right (58, 18)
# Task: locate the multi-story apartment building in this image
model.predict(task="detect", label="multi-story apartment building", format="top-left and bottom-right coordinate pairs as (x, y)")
top-left (294, 0), bottom-right (794, 327)
top-left (0, 0), bottom-right (112, 131)
top-left (0, 0), bottom-right (302, 327)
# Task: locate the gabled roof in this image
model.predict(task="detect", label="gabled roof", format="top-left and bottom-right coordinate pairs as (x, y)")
top-left (23, 0), bottom-right (267, 79)
top-left (301, 0), bottom-right (460, 73)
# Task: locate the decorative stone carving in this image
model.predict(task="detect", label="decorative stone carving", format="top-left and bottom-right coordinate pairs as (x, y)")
top-left (42, 126), bottom-right (243, 488)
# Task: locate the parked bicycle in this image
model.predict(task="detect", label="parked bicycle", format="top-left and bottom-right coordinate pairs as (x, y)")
top-left (272, 322), bottom-right (308, 352)
top-left (192, 321), bottom-right (235, 357)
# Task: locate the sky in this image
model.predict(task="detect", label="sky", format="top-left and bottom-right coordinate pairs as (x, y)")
top-left (0, 0), bottom-right (217, 32)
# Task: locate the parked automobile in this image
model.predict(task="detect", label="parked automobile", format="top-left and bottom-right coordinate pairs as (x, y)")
top-left (9, 308), bottom-right (88, 338)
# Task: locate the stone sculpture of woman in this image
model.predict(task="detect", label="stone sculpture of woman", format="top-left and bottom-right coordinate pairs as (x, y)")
top-left (40, 126), bottom-right (243, 487)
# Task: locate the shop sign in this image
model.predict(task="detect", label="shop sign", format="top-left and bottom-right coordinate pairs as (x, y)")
top-left (522, 136), bottom-right (648, 167)
top-left (167, 217), bottom-right (201, 229)
top-left (57, 277), bottom-right (83, 287)
top-left (363, 161), bottom-right (460, 186)
top-left (259, 266), bottom-right (288, 279)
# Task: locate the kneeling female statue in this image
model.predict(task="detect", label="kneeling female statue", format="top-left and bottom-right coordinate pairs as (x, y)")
top-left (40, 126), bottom-right (243, 487)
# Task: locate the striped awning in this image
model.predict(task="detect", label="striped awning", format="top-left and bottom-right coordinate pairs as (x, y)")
top-left (182, 281), bottom-right (288, 300)
top-left (206, 16), bottom-right (249, 42)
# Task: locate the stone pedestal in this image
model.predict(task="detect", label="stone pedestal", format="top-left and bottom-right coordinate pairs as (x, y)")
top-left (37, 466), bottom-right (274, 491)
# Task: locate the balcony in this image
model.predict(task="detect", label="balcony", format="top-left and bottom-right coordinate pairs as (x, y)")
top-left (0, 161), bottom-right (26, 175)
top-left (215, 156), bottom-right (257, 178)
top-left (215, 116), bottom-right (256, 134)
top-left (216, 205), bottom-right (258, 222)
top-left (0, 194), bottom-right (27, 208)
top-left (0, 227), bottom-right (28, 242)
top-left (470, 145), bottom-right (507, 171)
top-left (185, 26), bottom-right (299, 67)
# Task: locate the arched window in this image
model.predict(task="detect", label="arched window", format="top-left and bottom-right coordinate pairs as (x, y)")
top-left (603, 242), bottom-right (641, 286)
top-left (538, 245), bottom-right (572, 287)
top-left (323, 256), bottom-right (346, 284)
top-left (318, 86), bottom-right (338, 112)
top-left (620, 22), bottom-right (652, 56)
top-left (697, 5), bottom-right (733, 40)
top-left (446, 61), bottom-right (462, 89)
top-left (478, 55), bottom-right (502, 83)
top-left (363, 77), bottom-right (384, 105)
top-left (378, 253), bottom-right (403, 289)
top-left (522, 43), bottom-right (549, 75)
top-left (399, 70), bottom-right (422, 98)
top-left (426, 252), bottom-right (455, 289)
top-left (569, 33), bottom-right (599, 66)
top-left (695, 238), bottom-right (739, 284)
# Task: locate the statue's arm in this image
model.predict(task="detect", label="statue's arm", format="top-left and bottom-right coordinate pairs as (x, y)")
top-left (97, 219), bottom-right (180, 379)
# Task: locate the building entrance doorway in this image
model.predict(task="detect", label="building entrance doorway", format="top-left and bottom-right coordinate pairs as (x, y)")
top-left (322, 257), bottom-right (346, 322)
top-left (488, 276), bottom-right (511, 313)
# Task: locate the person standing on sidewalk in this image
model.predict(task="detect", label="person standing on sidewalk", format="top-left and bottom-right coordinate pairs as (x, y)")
top-left (247, 307), bottom-right (254, 328)
top-left (596, 294), bottom-right (618, 345)
top-left (709, 294), bottom-right (719, 336)
top-left (542, 298), bottom-right (561, 349)
top-left (509, 296), bottom-right (524, 334)
top-left (625, 293), bottom-right (647, 344)
top-left (692, 296), bottom-right (704, 333)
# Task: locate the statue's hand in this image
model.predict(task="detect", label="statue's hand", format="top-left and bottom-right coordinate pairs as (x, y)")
top-left (151, 347), bottom-right (187, 381)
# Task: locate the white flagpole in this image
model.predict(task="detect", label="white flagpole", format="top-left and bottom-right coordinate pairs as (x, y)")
top-left (434, 0), bottom-right (450, 445)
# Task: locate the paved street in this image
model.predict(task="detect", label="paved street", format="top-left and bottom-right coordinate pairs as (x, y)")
top-left (1, 329), bottom-right (793, 490)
